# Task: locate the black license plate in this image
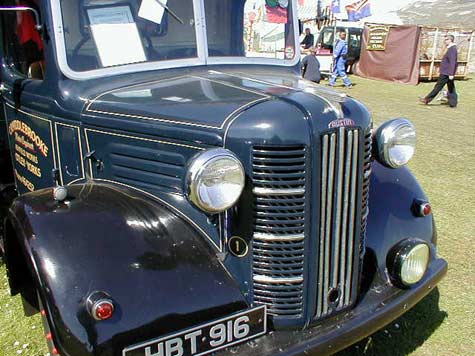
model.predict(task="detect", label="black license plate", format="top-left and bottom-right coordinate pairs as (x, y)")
top-left (123, 306), bottom-right (267, 356)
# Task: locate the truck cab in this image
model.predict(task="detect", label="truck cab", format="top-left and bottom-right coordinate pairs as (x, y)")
top-left (0, 1), bottom-right (446, 356)
top-left (315, 24), bottom-right (363, 75)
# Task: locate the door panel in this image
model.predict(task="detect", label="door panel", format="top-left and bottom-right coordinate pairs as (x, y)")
top-left (4, 101), bottom-right (56, 194)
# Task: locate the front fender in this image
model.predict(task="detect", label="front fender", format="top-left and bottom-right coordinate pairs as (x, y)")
top-left (366, 162), bottom-right (437, 276)
top-left (5, 182), bottom-right (247, 356)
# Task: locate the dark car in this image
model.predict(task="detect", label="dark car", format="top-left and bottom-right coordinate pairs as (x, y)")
top-left (0, 1), bottom-right (446, 356)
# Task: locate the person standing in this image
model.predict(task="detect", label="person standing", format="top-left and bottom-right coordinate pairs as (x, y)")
top-left (420, 35), bottom-right (458, 107)
top-left (328, 31), bottom-right (352, 88)
top-left (300, 28), bottom-right (314, 50)
top-left (301, 47), bottom-right (321, 83)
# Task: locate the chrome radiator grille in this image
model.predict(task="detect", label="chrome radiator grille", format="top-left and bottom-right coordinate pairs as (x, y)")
top-left (316, 127), bottom-right (362, 318)
top-left (251, 146), bottom-right (306, 318)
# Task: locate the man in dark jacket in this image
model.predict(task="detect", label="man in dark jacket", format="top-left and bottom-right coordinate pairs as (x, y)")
top-left (300, 28), bottom-right (314, 49)
top-left (301, 47), bottom-right (321, 83)
top-left (420, 35), bottom-right (458, 106)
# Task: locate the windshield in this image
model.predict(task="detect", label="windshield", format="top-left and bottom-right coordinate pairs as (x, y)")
top-left (204, 0), bottom-right (297, 60)
top-left (54, 0), bottom-right (298, 78)
top-left (59, 0), bottom-right (198, 72)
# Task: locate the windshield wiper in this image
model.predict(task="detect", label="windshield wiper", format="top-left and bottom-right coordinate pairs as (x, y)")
top-left (155, 0), bottom-right (184, 24)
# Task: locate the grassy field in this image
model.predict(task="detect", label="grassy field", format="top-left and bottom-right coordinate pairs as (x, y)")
top-left (1, 76), bottom-right (474, 356)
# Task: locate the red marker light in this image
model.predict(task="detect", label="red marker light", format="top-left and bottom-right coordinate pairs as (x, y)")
top-left (413, 199), bottom-right (432, 217)
top-left (52, 347), bottom-right (59, 355)
top-left (46, 332), bottom-right (52, 340)
top-left (421, 203), bottom-right (432, 216)
top-left (93, 300), bottom-right (114, 321)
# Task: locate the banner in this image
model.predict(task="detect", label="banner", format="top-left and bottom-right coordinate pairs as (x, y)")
top-left (265, 0), bottom-right (288, 24)
top-left (346, 0), bottom-right (371, 22)
top-left (366, 25), bottom-right (390, 51)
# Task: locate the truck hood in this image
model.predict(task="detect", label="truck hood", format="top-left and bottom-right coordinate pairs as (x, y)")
top-left (82, 69), bottom-right (357, 146)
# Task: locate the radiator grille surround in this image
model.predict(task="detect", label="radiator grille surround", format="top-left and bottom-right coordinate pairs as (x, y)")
top-left (249, 126), bottom-right (371, 323)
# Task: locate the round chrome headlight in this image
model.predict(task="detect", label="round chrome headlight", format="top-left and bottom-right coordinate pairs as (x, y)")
top-left (375, 119), bottom-right (416, 168)
top-left (187, 149), bottom-right (245, 213)
top-left (388, 240), bottom-right (430, 288)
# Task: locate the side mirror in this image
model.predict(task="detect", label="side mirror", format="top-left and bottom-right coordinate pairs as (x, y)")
top-left (0, 6), bottom-right (42, 31)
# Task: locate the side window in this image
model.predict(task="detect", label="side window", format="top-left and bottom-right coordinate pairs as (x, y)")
top-left (0, 0), bottom-right (45, 80)
top-left (320, 28), bottom-right (334, 50)
top-left (349, 29), bottom-right (361, 51)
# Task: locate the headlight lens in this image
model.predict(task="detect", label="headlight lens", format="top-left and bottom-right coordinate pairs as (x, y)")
top-left (400, 243), bottom-right (430, 285)
top-left (187, 149), bottom-right (245, 213)
top-left (375, 118), bottom-right (416, 168)
top-left (389, 240), bottom-right (430, 288)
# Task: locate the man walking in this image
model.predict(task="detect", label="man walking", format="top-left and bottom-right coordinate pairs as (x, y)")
top-left (328, 31), bottom-right (352, 88)
top-left (420, 35), bottom-right (458, 107)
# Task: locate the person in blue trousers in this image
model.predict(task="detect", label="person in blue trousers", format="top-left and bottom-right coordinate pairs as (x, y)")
top-left (329, 31), bottom-right (352, 88)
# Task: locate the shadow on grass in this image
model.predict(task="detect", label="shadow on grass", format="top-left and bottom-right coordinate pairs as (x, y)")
top-left (335, 288), bottom-right (447, 356)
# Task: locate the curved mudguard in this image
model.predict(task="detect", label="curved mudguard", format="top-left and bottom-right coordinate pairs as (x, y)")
top-left (366, 162), bottom-right (437, 274)
top-left (5, 182), bottom-right (247, 356)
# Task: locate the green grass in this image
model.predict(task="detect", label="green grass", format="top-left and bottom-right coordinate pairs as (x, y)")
top-left (1, 76), bottom-right (474, 356)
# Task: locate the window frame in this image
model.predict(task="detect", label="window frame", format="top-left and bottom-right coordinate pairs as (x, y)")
top-left (50, 0), bottom-right (300, 81)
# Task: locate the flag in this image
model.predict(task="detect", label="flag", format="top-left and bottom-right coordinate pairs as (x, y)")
top-left (331, 0), bottom-right (341, 13)
top-left (346, 0), bottom-right (371, 22)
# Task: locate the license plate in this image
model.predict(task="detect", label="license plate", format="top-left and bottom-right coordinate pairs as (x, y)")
top-left (123, 306), bottom-right (267, 356)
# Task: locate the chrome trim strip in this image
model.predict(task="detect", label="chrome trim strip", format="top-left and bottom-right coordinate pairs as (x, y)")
top-left (253, 187), bottom-right (305, 196)
top-left (338, 130), bottom-right (353, 308)
top-left (322, 133), bottom-right (336, 315)
top-left (253, 232), bottom-right (304, 242)
top-left (84, 128), bottom-right (205, 151)
top-left (317, 134), bottom-right (328, 317)
top-left (331, 128), bottom-right (345, 287)
top-left (253, 275), bottom-right (303, 284)
top-left (345, 130), bottom-right (359, 305)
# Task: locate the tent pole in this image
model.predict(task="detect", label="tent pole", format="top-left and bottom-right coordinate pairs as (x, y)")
top-left (429, 28), bottom-right (440, 81)
top-left (465, 31), bottom-right (475, 79)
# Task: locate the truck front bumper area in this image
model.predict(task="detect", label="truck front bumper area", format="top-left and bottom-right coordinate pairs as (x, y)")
top-left (223, 257), bottom-right (447, 356)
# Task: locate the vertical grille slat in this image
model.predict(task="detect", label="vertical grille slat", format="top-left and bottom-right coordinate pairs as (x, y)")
top-left (317, 135), bottom-right (328, 317)
top-left (317, 128), bottom-right (363, 318)
top-left (252, 146), bottom-right (306, 318)
top-left (338, 130), bottom-right (353, 306)
top-left (331, 128), bottom-right (346, 288)
top-left (322, 133), bottom-right (336, 315)
top-left (344, 129), bottom-right (359, 306)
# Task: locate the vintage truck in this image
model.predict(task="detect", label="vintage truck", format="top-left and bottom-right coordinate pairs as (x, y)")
top-left (0, 1), bottom-right (447, 355)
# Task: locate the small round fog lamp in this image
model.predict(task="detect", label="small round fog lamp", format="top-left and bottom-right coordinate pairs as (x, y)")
top-left (389, 240), bottom-right (430, 288)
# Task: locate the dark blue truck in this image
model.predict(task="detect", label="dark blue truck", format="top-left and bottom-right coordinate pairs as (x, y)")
top-left (0, 1), bottom-right (446, 355)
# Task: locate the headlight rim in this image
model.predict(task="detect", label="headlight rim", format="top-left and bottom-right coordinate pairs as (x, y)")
top-left (375, 118), bottom-right (416, 169)
top-left (186, 148), bottom-right (245, 213)
top-left (387, 239), bottom-right (431, 289)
